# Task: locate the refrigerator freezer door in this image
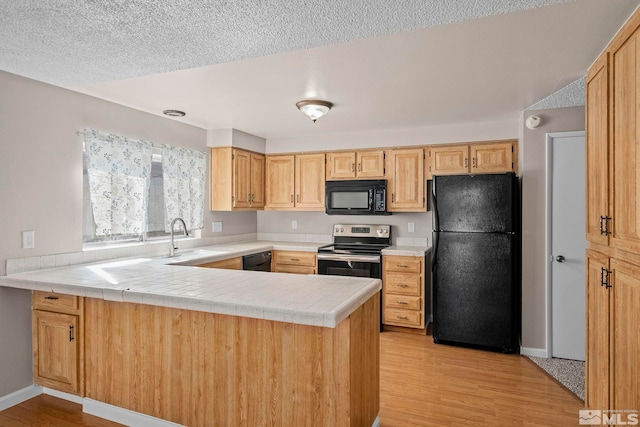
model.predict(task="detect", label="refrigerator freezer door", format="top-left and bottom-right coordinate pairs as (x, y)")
top-left (432, 231), bottom-right (518, 352)
top-left (433, 173), bottom-right (516, 233)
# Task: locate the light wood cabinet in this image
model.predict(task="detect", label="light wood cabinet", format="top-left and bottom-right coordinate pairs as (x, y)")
top-left (586, 53), bottom-right (610, 245)
top-left (197, 257), bottom-right (242, 270)
top-left (210, 147), bottom-right (264, 210)
top-left (32, 291), bottom-right (83, 395)
top-left (585, 8), bottom-right (640, 412)
top-left (426, 141), bottom-right (516, 178)
top-left (266, 153), bottom-right (325, 210)
top-left (272, 250), bottom-right (317, 274)
top-left (386, 148), bottom-right (425, 212)
top-left (382, 255), bottom-right (426, 329)
top-left (326, 150), bottom-right (385, 180)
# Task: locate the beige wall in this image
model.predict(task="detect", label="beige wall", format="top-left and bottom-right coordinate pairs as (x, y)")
top-left (0, 71), bottom-right (256, 396)
top-left (520, 106), bottom-right (585, 351)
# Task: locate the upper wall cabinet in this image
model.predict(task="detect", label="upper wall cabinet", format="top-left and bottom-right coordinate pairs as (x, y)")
top-left (266, 153), bottom-right (325, 210)
top-left (585, 52), bottom-right (610, 245)
top-left (326, 150), bottom-right (385, 180)
top-left (210, 148), bottom-right (265, 211)
top-left (386, 148), bottom-right (425, 212)
top-left (426, 141), bottom-right (516, 179)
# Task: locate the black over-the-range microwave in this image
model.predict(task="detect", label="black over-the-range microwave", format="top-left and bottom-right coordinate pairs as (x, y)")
top-left (325, 179), bottom-right (390, 215)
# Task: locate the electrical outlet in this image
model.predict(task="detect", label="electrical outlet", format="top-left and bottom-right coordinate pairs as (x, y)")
top-left (22, 230), bottom-right (35, 249)
top-left (408, 222), bottom-right (415, 233)
top-left (292, 220), bottom-right (298, 230)
top-left (212, 221), bottom-right (223, 232)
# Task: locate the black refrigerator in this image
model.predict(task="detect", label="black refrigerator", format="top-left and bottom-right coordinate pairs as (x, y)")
top-left (431, 172), bottom-right (520, 353)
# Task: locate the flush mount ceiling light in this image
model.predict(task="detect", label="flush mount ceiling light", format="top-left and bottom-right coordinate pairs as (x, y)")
top-left (162, 109), bottom-right (186, 117)
top-left (296, 100), bottom-right (333, 123)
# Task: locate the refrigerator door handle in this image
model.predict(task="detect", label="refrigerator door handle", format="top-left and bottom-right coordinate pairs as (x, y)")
top-left (431, 231), bottom-right (439, 272)
top-left (432, 180), bottom-right (439, 231)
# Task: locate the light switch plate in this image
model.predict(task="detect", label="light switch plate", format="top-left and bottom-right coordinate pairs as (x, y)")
top-left (212, 222), bottom-right (222, 233)
top-left (22, 230), bottom-right (35, 249)
top-left (292, 220), bottom-right (298, 230)
top-left (408, 222), bottom-right (415, 233)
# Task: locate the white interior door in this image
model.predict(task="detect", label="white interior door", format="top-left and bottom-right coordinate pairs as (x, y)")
top-left (549, 131), bottom-right (587, 361)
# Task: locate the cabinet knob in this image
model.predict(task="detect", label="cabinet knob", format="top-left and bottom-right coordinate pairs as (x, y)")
top-left (555, 255), bottom-right (565, 263)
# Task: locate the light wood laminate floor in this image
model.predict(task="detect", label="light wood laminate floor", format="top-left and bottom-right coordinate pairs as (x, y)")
top-left (0, 331), bottom-right (582, 426)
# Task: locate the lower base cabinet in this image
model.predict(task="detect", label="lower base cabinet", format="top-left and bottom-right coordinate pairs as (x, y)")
top-left (272, 250), bottom-right (317, 274)
top-left (382, 254), bottom-right (430, 329)
top-left (586, 249), bottom-right (640, 412)
top-left (32, 291), bottom-right (83, 395)
top-left (197, 256), bottom-right (242, 270)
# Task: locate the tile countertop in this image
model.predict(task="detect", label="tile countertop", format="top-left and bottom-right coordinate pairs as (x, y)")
top-left (0, 241), bottom-right (381, 328)
top-left (382, 246), bottom-right (432, 257)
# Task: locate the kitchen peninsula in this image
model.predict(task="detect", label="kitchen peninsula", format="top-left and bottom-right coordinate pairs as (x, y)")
top-left (0, 245), bottom-right (381, 427)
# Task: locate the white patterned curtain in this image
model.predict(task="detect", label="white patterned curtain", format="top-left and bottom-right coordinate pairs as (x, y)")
top-left (84, 129), bottom-right (153, 237)
top-left (161, 144), bottom-right (206, 232)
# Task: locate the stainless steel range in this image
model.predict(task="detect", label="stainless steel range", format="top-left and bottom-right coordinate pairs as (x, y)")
top-left (317, 224), bottom-right (391, 279)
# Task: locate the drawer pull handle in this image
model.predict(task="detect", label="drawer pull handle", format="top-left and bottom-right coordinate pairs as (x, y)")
top-left (44, 296), bottom-right (59, 300)
top-left (397, 316), bottom-right (408, 320)
top-left (397, 264), bottom-right (409, 268)
top-left (397, 301), bottom-right (408, 305)
top-left (397, 284), bottom-right (409, 288)
top-left (69, 325), bottom-right (74, 342)
top-left (290, 258), bottom-right (299, 262)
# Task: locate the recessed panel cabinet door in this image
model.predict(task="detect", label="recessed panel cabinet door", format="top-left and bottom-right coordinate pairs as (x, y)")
top-left (357, 150), bottom-right (385, 178)
top-left (611, 26), bottom-right (640, 253)
top-left (470, 142), bottom-right (513, 174)
top-left (34, 310), bottom-right (79, 394)
top-left (232, 149), bottom-right (251, 208)
top-left (428, 145), bottom-right (469, 176)
top-left (585, 250), bottom-right (610, 410)
top-left (610, 258), bottom-right (640, 411)
top-left (250, 153), bottom-right (265, 208)
top-left (586, 53), bottom-right (610, 245)
top-left (295, 153), bottom-right (325, 209)
top-left (266, 155), bottom-right (295, 208)
top-left (326, 152), bottom-right (356, 179)
top-left (387, 148), bottom-right (424, 212)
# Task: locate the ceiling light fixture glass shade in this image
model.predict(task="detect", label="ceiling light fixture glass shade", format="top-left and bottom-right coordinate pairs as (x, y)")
top-left (296, 100), bottom-right (333, 123)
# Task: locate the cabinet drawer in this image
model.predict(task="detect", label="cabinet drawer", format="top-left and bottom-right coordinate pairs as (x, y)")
top-left (384, 273), bottom-right (422, 296)
top-left (33, 292), bottom-right (80, 313)
top-left (385, 294), bottom-right (421, 310)
top-left (272, 265), bottom-right (316, 275)
top-left (383, 256), bottom-right (422, 273)
top-left (384, 308), bottom-right (422, 327)
top-left (274, 251), bottom-right (316, 266)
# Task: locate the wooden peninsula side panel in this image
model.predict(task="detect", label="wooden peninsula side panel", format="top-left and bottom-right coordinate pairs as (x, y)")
top-left (84, 294), bottom-right (380, 427)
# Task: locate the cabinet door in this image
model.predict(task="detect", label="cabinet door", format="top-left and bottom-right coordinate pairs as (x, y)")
top-left (295, 153), bottom-right (325, 209)
top-left (250, 153), bottom-right (265, 208)
top-left (586, 53), bottom-right (610, 245)
top-left (470, 142), bottom-right (513, 174)
top-left (387, 148), bottom-right (425, 212)
top-left (585, 250), bottom-right (610, 410)
top-left (266, 155), bottom-right (295, 209)
top-left (357, 150), bottom-right (385, 178)
top-left (326, 152), bottom-right (356, 179)
top-left (610, 24), bottom-right (640, 253)
top-left (610, 258), bottom-right (640, 411)
top-left (232, 149), bottom-right (251, 208)
top-left (33, 310), bottom-right (79, 394)
top-left (428, 145), bottom-right (469, 176)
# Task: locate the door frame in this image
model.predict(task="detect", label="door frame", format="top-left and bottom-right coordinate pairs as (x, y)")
top-left (545, 130), bottom-right (586, 358)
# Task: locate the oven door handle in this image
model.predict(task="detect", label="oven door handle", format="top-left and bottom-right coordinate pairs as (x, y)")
top-left (317, 253), bottom-right (381, 263)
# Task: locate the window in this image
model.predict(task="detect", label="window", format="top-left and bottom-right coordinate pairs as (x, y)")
top-left (82, 128), bottom-right (205, 246)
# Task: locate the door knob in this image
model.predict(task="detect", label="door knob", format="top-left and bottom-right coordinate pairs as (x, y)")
top-left (555, 255), bottom-right (566, 263)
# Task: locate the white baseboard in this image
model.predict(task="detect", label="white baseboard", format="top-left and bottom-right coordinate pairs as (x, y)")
top-left (0, 384), bottom-right (42, 411)
top-left (42, 387), bottom-right (83, 404)
top-left (83, 398), bottom-right (185, 427)
top-left (372, 415), bottom-right (381, 427)
top-left (520, 346), bottom-right (549, 358)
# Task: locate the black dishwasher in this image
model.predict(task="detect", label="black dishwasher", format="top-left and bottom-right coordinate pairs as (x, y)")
top-left (242, 251), bottom-right (272, 271)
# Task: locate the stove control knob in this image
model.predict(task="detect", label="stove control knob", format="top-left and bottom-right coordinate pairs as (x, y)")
top-left (340, 227), bottom-right (344, 232)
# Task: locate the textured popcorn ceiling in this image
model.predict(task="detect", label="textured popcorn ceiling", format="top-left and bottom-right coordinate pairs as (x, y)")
top-left (527, 77), bottom-right (586, 110)
top-left (0, 0), bottom-right (575, 87)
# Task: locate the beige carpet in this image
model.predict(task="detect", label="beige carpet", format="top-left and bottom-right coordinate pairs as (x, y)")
top-left (527, 356), bottom-right (585, 401)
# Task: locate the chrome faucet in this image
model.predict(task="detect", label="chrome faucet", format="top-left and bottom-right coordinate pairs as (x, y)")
top-left (169, 217), bottom-right (188, 257)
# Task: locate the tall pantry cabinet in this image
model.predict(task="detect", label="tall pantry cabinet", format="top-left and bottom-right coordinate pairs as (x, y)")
top-left (585, 8), bottom-right (640, 412)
